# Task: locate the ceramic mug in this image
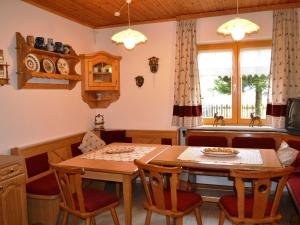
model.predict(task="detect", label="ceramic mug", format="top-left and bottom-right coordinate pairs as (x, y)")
top-left (54, 42), bottom-right (63, 53)
top-left (34, 37), bottom-right (45, 49)
top-left (26, 35), bottom-right (35, 48)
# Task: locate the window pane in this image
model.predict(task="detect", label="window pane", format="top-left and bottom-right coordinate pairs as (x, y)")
top-left (198, 50), bottom-right (233, 118)
top-left (240, 48), bottom-right (271, 119)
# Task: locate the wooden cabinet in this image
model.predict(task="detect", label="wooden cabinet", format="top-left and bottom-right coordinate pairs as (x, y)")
top-left (80, 51), bottom-right (121, 108)
top-left (16, 32), bottom-right (81, 89)
top-left (0, 155), bottom-right (27, 225)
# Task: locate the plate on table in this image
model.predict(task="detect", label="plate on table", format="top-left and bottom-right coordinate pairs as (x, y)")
top-left (202, 148), bottom-right (239, 157)
top-left (56, 58), bottom-right (69, 75)
top-left (105, 146), bottom-right (135, 154)
top-left (24, 53), bottom-right (40, 72)
top-left (42, 58), bottom-right (55, 73)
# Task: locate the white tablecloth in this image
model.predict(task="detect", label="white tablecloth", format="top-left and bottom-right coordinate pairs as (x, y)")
top-left (178, 147), bottom-right (263, 165)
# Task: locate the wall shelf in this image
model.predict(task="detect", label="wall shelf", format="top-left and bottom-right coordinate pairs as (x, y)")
top-left (16, 32), bottom-right (81, 89)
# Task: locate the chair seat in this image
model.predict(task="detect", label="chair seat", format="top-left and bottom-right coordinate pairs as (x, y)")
top-left (164, 190), bottom-right (202, 211)
top-left (220, 195), bottom-right (273, 217)
top-left (26, 173), bottom-right (60, 195)
top-left (288, 175), bottom-right (300, 206)
top-left (73, 189), bottom-right (118, 212)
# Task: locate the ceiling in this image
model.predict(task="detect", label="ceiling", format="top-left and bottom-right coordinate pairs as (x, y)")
top-left (22, 0), bottom-right (300, 29)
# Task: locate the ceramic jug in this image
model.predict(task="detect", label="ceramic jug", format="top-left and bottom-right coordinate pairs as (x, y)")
top-left (47, 38), bottom-right (54, 52)
top-left (63, 45), bottom-right (70, 54)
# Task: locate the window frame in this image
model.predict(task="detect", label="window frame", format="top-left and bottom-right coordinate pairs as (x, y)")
top-left (198, 40), bottom-right (272, 125)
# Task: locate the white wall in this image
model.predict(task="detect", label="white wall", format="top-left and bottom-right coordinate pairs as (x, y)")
top-left (94, 11), bottom-right (273, 130)
top-left (0, 0), bottom-right (95, 154)
top-left (0, 2), bottom-right (275, 155)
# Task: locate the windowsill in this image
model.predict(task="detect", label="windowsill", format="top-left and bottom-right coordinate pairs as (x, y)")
top-left (189, 125), bottom-right (287, 133)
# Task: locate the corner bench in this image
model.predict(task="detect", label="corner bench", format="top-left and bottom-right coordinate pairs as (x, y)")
top-left (11, 132), bottom-right (85, 225)
top-left (10, 129), bottom-right (179, 225)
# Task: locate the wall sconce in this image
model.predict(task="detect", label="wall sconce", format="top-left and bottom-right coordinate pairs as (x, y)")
top-left (148, 56), bottom-right (159, 73)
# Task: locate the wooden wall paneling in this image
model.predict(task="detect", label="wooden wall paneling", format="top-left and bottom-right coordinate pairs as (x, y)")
top-left (125, 130), bottom-right (179, 145)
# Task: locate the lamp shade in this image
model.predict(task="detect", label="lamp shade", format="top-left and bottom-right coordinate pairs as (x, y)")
top-left (217, 17), bottom-right (260, 41)
top-left (111, 28), bottom-right (147, 50)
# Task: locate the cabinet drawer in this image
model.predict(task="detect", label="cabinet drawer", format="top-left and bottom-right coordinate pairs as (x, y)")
top-left (0, 163), bottom-right (24, 181)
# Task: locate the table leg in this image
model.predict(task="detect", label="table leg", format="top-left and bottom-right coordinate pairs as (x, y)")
top-left (122, 175), bottom-right (133, 225)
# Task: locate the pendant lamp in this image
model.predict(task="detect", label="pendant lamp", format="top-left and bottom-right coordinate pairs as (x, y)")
top-left (111, 0), bottom-right (147, 50)
top-left (217, 0), bottom-right (259, 41)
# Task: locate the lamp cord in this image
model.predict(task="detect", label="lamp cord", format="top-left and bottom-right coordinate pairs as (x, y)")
top-left (128, 2), bottom-right (131, 28)
top-left (236, 0), bottom-right (239, 16)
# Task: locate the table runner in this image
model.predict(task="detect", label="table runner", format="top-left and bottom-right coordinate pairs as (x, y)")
top-left (81, 145), bottom-right (156, 162)
top-left (178, 147), bottom-right (263, 165)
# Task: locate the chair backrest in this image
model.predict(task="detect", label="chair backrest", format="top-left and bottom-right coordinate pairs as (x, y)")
top-left (134, 159), bottom-right (182, 212)
top-left (231, 167), bottom-right (294, 219)
top-left (51, 164), bottom-right (86, 213)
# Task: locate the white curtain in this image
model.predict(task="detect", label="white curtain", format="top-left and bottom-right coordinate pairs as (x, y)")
top-left (266, 9), bottom-right (300, 128)
top-left (172, 19), bottom-right (202, 128)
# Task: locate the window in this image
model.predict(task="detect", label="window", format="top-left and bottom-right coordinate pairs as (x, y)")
top-left (198, 41), bottom-right (272, 125)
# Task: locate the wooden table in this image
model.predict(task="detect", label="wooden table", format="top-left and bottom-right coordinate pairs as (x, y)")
top-left (58, 143), bottom-right (170, 225)
top-left (151, 145), bottom-right (282, 170)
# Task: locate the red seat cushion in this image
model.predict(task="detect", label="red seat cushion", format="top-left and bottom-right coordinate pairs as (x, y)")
top-left (26, 173), bottom-right (60, 195)
top-left (232, 137), bottom-right (276, 149)
top-left (288, 175), bottom-right (300, 207)
top-left (220, 195), bottom-right (273, 217)
top-left (187, 136), bottom-right (228, 147)
top-left (163, 190), bottom-right (202, 211)
top-left (100, 130), bottom-right (131, 144)
top-left (25, 153), bottom-right (49, 178)
top-left (73, 189), bottom-right (118, 212)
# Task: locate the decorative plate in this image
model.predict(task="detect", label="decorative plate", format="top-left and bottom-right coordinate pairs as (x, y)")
top-left (105, 146), bottom-right (135, 154)
top-left (24, 53), bottom-right (40, 72)
top-left (56, 58), bottom-right (69, 75)
top-left (42, 58), bottom-right (55, 74)
top-left (202, 148), bottom-right (239, 157)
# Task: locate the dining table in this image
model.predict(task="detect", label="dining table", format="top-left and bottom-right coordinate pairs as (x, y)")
top-left (151, 145), bottom-right (282, 170)
top-left (150, 145), bottom-right (283, 202)
top-left (57, 143), bottom-right (170, 225)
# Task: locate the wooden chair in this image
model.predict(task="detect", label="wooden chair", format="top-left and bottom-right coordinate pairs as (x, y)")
top-left (51, 164), bottom-right (120, 225)
top-left (134, 159), bottom-right (203, 225)
top-left (218, 167), bottom-right (295, 225)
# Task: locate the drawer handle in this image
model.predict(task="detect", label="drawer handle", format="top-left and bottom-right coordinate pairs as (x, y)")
top-left (10, 168), bottom-right (14, 173)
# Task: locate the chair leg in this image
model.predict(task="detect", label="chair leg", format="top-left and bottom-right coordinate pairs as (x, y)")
top-left (61, 211), bottom-right (68, 225)
top-left (91, 217), bottom-right (96, 225)
top-left (218, 209), bottom-right (225, 225)
top-left (194, 207), bottom-right (203, 225)
top-left (110, 208), bottom-right (120, 225)
top-left (72, 216), bottom-right (78, 225)
top-left (145, 210), bottom-right (152, 225)
top-left (177, 217), bottom-right (183, 225)
top-left (166, 216), bottom-right (171, 225)
top-left (85, 217), bottom-right (91, 225)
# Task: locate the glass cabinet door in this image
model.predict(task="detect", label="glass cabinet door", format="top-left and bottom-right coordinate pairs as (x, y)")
top-left (92, 62), bottom-right (113, 83)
